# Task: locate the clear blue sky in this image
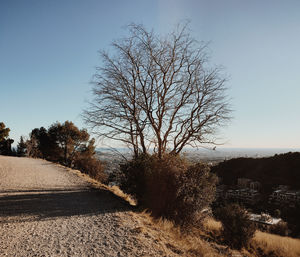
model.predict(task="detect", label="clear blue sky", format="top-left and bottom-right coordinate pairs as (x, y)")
top-left (1, 0), bottom-right (300, 148)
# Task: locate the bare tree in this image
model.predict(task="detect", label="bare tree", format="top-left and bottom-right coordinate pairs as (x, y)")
top-left (84, 23), bottom-right (231, 158)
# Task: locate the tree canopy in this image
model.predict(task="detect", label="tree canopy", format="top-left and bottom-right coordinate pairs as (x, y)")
top-left (27, 121), bottom-right (94, 166)
top-left (84, 23), bottom-right (231, 158)
top-left (0, 122), bottom-right (10, 141)
top-left (48, 121), bottom-right (90, 166)
top-left (25, 121), bottom-right (106, 183)
top-left (0, 122), bottom-right (14, 155)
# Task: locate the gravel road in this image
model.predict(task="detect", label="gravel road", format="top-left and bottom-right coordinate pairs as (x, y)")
top-left (0, 156), bottom-right (177, 257)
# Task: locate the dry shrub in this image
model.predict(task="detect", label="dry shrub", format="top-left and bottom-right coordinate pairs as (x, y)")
top-left (74, 156), bottom-right (107, 183)
top-left (269, 221), bottom-right (289, 236)
top-left (120, 154), bottom-right (217, 227)
top-left (133, 211), bottom-right (230, 257)
top-left (214, 203), bottom-right (256, 250)
top-left (251, 231), bottom-right (300, 257)
top-left (108, 185), bottom-right (137, 206)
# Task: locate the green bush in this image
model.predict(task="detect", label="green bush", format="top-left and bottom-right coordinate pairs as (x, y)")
top-left (120, 154), bottom-right (217, 227)
top-left (214, 203), bottom-right (256, 249)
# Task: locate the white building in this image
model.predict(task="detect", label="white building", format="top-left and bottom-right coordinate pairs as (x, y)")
top-left (249, 213), bottom-right (282, 230)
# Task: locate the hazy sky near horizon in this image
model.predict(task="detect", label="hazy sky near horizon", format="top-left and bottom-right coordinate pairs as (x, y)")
top-left (1, 0), bottom-right (300, 148)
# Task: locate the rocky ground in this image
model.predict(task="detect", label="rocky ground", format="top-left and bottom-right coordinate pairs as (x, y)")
top-left (0, 156), bottom-right (186, 257)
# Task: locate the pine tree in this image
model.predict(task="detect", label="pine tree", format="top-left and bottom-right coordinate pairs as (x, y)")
top-left (0, 122), bottom-right (14, 155)
top-left (17, 136), bottom-right (27, 157)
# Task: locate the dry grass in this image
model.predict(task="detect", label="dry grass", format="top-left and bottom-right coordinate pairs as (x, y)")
top-left (202, 216), bottom-right (300, 257)
top-left (63, 165), bottom-right (300, 257)
top-left (105, 185), bottom-right (137, 206)
top-left (251, 231), bottom-right (300, 257)
top-left (59, 162), bottom-right (138, 206)
top-left (128, 211), bottom-right (237, 257)
top-left (68, 168), bottom-right (234, 256)
top-left (203, 217), bottom-right (222, 234)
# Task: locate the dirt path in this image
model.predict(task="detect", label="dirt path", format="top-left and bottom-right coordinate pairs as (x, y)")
top-left (0, 156), bottom-right (178, 257)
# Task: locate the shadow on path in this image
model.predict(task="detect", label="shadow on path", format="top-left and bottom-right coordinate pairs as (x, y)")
top-left (0, 188), bottom-right (132, 223)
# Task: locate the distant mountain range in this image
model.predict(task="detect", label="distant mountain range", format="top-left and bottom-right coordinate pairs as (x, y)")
top-left (96, 147), bottom-right (300, 161)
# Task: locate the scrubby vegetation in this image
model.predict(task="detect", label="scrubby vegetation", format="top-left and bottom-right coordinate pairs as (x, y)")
top-left (214, 203), bottom-right (256, 249)
top-left (269, 221), bottom-right (289, 236)
top-left (126, 210), bottom-right (300, 257)
top-left (201, 216), bottom-right (300, 257)
top-left (119, 153), bottom-right (218, 227)
top-left (25, 121), bottom-right (107, 183)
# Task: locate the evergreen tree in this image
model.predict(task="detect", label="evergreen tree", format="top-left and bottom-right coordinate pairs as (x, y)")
top-left (0, 122), bottom-right (14, 155)
top-left (48, 121), bottom-right (90, 166)
top-left (17, 136), bottom-right (27, 157)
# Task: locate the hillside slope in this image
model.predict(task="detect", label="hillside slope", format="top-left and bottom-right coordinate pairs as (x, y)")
top-left (1, 156), bottom-right (299, 256)
top-left (0, 156), bottom-right (184, 256)
top-left (211, 152), bottom-right (300, 192)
